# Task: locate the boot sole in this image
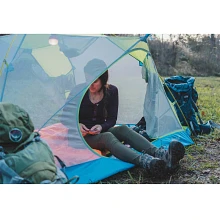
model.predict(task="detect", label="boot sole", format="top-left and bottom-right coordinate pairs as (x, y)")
top-left (169, 141), bottom-right (185, 169)
top-left (149, 159), bottom-right (166, 178)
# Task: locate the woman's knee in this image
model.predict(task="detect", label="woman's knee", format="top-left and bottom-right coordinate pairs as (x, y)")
top-left (100, 132), bottom-right (121, 150)
top-left (118, 124), bottom-right (130, 133)
top-left (100, 132), bottom-right (115, 142)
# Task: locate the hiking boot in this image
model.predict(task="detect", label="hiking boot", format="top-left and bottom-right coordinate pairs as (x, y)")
top-left (155, 140), bottom-right (185, 172)
top-left (139, 153), bottom-right (166, 177)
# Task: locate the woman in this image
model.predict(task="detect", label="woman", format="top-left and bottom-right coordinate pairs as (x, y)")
top-left (79, 59), bottom-right (185, 177)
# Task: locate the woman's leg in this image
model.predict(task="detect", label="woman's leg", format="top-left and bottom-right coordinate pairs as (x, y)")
top-left (84, 132), bottom-right (141, 165)
top-left (108, 125), bottom-right (157, 156)
top-left (84, 132), bottom-right (166, 177)
top-left (109, 125), bottom-right (185, 172)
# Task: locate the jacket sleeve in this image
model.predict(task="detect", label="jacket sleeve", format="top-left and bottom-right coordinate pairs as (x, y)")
top-left (100, 86), bottom-right (118, 132)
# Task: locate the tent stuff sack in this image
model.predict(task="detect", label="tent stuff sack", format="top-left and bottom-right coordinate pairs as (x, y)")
top-left (164, 76), bottom-right (212, 135)
top-left (0, 102), bottom-right (70, 184)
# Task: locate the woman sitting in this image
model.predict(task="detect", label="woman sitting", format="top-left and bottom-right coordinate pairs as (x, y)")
top-left (73, 59), bottom-right (185, 177)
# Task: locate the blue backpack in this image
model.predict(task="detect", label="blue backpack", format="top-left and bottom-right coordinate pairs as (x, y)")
top-left (164, 76), bottom-right (212, 135)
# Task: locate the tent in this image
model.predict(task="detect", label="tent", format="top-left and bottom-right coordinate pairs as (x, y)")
top-left (0, 34), bottom-right (194, 183)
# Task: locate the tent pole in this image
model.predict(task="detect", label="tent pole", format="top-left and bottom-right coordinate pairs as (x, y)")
top-left (0, 35), bottom-right (17, 76)
top-left (0, 34), bottom-right (26, 101)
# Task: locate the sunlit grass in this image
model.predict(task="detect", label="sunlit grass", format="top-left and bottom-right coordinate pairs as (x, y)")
top-left (195, 77), bottom-right (220, 123)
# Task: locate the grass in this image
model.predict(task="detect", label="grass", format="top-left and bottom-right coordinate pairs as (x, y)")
top-left (100, 76), bottom-right (220, 184)
top-left (195, 77), bottom-right (220, 123)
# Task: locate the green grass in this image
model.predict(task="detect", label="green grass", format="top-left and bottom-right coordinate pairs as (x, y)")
top-left (195, 77), bottom-right (220, 123)
top-left (101, 76), bottom-right (220, 184)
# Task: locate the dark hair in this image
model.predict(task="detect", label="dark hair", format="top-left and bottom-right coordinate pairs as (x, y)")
top-left (99, 71), bottom-right (109, 119)
top-left (84, 59), bottom-right (109, 119)
top-left (98, 70), bottom-right (109, 90)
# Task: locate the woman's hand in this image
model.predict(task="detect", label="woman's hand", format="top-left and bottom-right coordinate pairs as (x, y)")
top-left (89, 125), bottom-right (102, 135)
top-left (79, 123), bottom-right (89, 136)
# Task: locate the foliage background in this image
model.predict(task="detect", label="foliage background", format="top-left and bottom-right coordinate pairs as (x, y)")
top-left (148, 34), bottom-right (220, 77)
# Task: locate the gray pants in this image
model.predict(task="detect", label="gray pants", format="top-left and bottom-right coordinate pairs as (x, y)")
top-left (84, 125), bottom-right (157, 165)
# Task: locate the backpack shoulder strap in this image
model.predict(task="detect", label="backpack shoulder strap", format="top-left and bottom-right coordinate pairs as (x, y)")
top-left (0, 147), bottom-right (31, 184)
